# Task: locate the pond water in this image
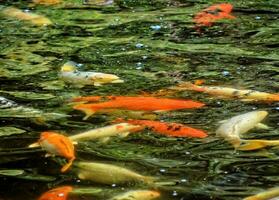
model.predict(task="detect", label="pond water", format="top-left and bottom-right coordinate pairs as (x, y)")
top-left (0, 0), bottom-right (278, 199)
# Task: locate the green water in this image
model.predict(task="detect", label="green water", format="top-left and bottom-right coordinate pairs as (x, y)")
top-left (0, 0), bottom-right (278, 199)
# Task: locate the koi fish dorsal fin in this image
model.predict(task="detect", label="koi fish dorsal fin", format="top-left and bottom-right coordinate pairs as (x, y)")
top-left (61, 61), bottom-right (77, 72)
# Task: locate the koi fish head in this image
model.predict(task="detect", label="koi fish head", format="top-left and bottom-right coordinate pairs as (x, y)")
top-left (61, 61), bottom-right (77, 72)
top-left (38, 186), bottom-right (73, 200)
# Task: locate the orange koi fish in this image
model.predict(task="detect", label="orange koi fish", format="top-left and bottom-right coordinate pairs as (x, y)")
top-left (170, 82), bottom-right (279, 102)
top-left (39, 132), bottom-right (75, 172)
top-left (194, 3), bottom-right (235, 27)
top-left (115, 119), bottom-right (207, 138)
top-left (73, 96), bottom-right (205, 119)
top-left (38, 186), bottom-right (73, 200)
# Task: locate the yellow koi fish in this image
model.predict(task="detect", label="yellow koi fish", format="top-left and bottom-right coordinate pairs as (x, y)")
top-left (216, 111), bottom-right (268, 149)
top-left (238, 139), bottom-right (279, 151)
top-left (60, 61), bottom-right (124, 87)
top-left (76, 161), bottom-right (155, 185)
top-left (110, 190), bottom-right (160, 200)
top-left (170, 82), bottom-right (279, 102)
top-left (2, 7), bottom-right (52, 26)
top-left (244, 187), bottom-right (279, 200)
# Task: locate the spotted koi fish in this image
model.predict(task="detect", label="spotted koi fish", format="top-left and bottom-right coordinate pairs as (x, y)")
top-left (115, 119), bottom-right (207, 138)
top-left (39, 132), bottom-right (75, 172)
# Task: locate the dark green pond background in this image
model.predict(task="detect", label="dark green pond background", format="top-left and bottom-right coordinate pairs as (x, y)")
top-left (0, 0), bottom-right (278, 199)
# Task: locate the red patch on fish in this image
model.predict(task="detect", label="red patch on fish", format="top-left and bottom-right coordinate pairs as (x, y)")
top-left (38, 186), bottom-right (73, 200)
top-left (194, 3), bottom-right (236, 27)
top-left (115, 119), bottom-right (207, 138)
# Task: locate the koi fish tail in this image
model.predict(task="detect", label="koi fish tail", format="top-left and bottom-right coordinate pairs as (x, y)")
top-left (237, 140), bottom-right (279, 151)
top-left (73, 105), bottom-right (96, 120)
top-left (61, 158), bottom-right (75, 173)
top-left (171, 82), bottom-right (205, 92)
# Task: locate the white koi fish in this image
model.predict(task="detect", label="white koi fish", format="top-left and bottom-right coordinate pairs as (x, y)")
top-left (216, 110), bottom-right (268, 149)
top-left (2, 7), bottom-right (52, 26)
top-left (244, 187), bottom-right (279, 200)
top-left (110, 190), bottom-right (160, 200)
top-left (170, 82), bottom-right (279, 102)
top-left (60, 61), bottom-right (124, 87)
top-left (76, 161), bottom-right (155, 185)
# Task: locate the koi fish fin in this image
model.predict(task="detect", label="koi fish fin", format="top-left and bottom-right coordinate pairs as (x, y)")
top-left (82, 109), bottom-right (96, 120)
top-left (238, 140), bottom-right (272, 151)
top-left (218, 119), bottom-right (228, 124)
top-left (45, 153), bottom-right (52, 158)
top-left (255, 123), bottom-right (269, 130)
top-left (61, 158), bottom-right (75, 173)
top-left (93, 82), bottom-right (102, 87)
top-left (99, 137), bottom-right (110, 143)
top-left (28, 142), bottom-right (40, 148)
top-left (119, 132), bottom-right (130, 138)
top-left (72, 141), bottom-right (78, 145)
top-left (224, 14), bottom-right (236, 19)
top-left (240, 99), bottom-right (255, 102)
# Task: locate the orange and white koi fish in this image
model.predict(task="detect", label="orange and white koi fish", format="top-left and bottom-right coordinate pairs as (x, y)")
top-left (38, 186), bottom-right (73, 200)
top-left (73, 96), bottom-right (205, 119)
top-left (32, 0), bottom-right (61, 5)
top-left (60, 61), bottom-right (124, 87)
top-left (194, 3), bottom-right (235, 27)
top-left (216, 111), bottom-right (268, 149)
top-left (2, 7), bottom-right (52, 26)
top-left (110, 190), bottom-right (160, 200)
top-left (116, 119), bottom-right (207, 138)
top-left (171, 82), bottom-right (279, 102)
top-left (39, 132), bottom-right (75, 172)
top-left (76, 161), bottom-right (155, 185)
top-left (244, 187), bottom-right (279, 200)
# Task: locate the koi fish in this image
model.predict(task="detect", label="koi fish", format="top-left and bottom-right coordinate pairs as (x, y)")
top-left (216, 111), bottom-right (268, 149)
top-left (194, 3), bottom-right (235, 27)
top-left (38, 186), bottom-right (73, 200)
top-left (69, 123), bottom-right (142, 142)
top-left (39, 131), bottom-right (75, 172)
top-left (238, 139), bottom-right (279, 151)
top-left (110, 190), bottom-right (160, 200)
top-left (73, 96), bottom-right (205, 119)
top-left (244, 187), bottom-right (279, 200)
top-left (60, 61), bottom-right (124, 87)
top-left (2, 7), bottom-right (52, 26)
top-left (170, 82), bottom-right (279, 102)
top-left (76, 161), bottom-right (156, 185)
top-left (116, 119), bottom-right (207, 138)
top-left (32, 0), bottom-right (61, 5)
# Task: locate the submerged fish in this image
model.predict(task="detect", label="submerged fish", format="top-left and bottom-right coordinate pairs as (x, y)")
top-left (39, 132), bottom-right (75, 172)
top-left (194, 3), bottom-right (235, 27)
top-left (216, 111), bottom-right (268, 149)
top-left (110, 190), bottom-right (160, 200)
top-left (60, 61), bottom-right (124, 87)
top-left (2, 7), bottom-right (52, 26)
top-left (116, 119), bottom-right (207, 138)
top-left (76, 161), bottom-right (155, 185)
top-left (69, 123), bottom-right (142, 142)
top-left (73, 96), bottom-right (205, 120)
top-left (244, 187), bottom-right (279, 200)
top-left (171, 82), bottom-right (279, 102)
top-left (32, 0), bottom-right (61, 5)
top-left (238, 139), bottom-right (279, 151)
top-left (38, 186), bottom-right (73, 200)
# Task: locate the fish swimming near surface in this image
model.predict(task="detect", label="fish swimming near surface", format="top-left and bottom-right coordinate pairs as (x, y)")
top-left (216, 110), bottom-right (268, 149)
top-left (115, 118), bottom-right (208, 138)
top-left (194, 3), bottom-right (236, 27)
top-left (170, 82), bottom-right (279, 102)
top-left (110, 190), bottom-right (160, 200)
top-left (32, 0), bottom-right (61, 5)
top-left (60, 61), bottom-right (124, 87)
top-left (244, 186), bottom-right (279, 200)
top-left (2, 7), bottom-right (52, 26)
top-left (38, 186), bottom-right (73, 200)
top-left (73, 96), bottom-right (205, 120)
top-left (38, 131), bottom-right (75, 172)
top-left (76, 161), bottom-right (156, 185)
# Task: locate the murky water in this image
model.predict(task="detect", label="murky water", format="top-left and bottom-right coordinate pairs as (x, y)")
top-left (0, 0), bottom-right (278, 199)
